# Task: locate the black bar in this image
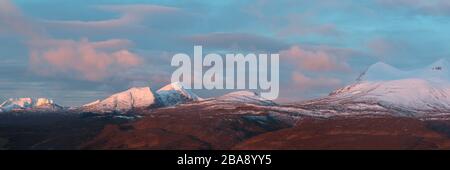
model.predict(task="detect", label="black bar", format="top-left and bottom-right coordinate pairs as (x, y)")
top-left (1, 150), bottom-right (449, 169)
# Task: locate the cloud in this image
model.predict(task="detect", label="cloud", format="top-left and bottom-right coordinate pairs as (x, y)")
top-left (185, 32), bottom-right (286, 52)
top-left (367, 38), bottom-right (395, 56)
top-left (0, 0), bottom-right (142, 82)
top-left (277, 13), bottom-right (341, 37)
top-left (280, 45), bottom-right (350, 72)
top-left (90, 39), bottom-right (133, 49)
top-left (29, 38), bottom-right (141, 81)
top-left (242, 1), bottom-right (342, 37)
top-left (366, 37), bottom-right (414, 62)
top-left (290, 71), bottom-right (342, 91)
top-left (277, 44), bottom-right (352, 101)
top-left (0, 0), bottom-right (44, 39)
top-left (367, 38), bottom-right (393, 57)
top-left (44, 4), bottom-right (179, 30)
top-left (376, 0), bottom-right (450, 16)
top-left (275, 70), bottom-right (343, 103)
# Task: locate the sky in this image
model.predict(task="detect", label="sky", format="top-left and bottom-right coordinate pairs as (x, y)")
top-left (1, 0), bottom-right (450, 106)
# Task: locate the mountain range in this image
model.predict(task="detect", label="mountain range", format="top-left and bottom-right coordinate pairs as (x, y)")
top-left (0, 98), bottom-right (62, 113)
top-left (2, 59), bottom-right (450, 119)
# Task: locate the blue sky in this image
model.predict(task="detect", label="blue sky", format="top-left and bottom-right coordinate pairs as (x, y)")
top-left (1, 0), bottom-right (450, 106)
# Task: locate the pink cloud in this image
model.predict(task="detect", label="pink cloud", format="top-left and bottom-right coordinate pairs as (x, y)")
top-left (280, 45), bottom-right (350, 72)
top-left (0, 0), bottom-right (44, 39)
top-left (279, 45), bottom-right (349, 97)
top-left (291, 72), bottom-right (342, 91)
top-left (0, 0), bottom-right (142, 81)
top-left (29, 38), bottom-right (141, 81)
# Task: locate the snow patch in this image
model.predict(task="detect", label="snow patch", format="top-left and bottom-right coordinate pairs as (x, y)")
top-left (216, 91), bottom-right (277, 106)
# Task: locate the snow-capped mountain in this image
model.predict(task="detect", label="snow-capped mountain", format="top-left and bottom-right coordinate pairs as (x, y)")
top-left (156, 82), bottom-right (201, 106)
top-left (81, 82), bottom-right (203, 113)
top-left (215, 91), bottom-right (277, 106)
top-left (305, 58), bottom-right (450, 117)
top-left (82, 87), bottom-right (158, 113)
top-left (355, 59), bottom-right (450, 82)
top-left (0, 98), bottom-right (62, 112)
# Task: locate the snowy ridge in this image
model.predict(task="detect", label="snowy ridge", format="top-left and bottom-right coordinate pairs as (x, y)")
top-left (81, 82), bottom-right (205, 113)
top-left (215, 91), bottom-right (277, 106)
top-left (156, 82), bottom-right (201, 106)
top-left (83, 100), bottom-right (100, 107)
top-left (82, 87), bottom-right (158, 113)
top-left (359, 59), bottom-right (450, 82)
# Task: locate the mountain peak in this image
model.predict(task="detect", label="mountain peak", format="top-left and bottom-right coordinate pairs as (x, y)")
top-left (157, 82), bottom-right (199, 99)
top-left (156, 82), bottom-right (200, 106)
top-left (328, 58), bottom-right (450, 115)
top-left (82, 86), bottom-right (157, 113)
top-left (359, 61), bottom-right (403, 81)
top-left (359, 58), bottom-right (450, 82)
top-left (0, 97), bottom-right (61, 112)
top-left (158, 82), bottom-right (184, 91)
